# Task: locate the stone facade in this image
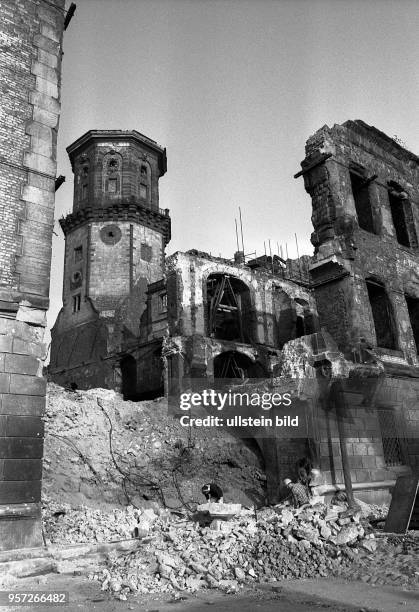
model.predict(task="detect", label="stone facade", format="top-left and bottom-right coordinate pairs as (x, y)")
top-left (299, 120), bottom-right (419, 501)
top-left (0, 0), bottom-right (65, 550)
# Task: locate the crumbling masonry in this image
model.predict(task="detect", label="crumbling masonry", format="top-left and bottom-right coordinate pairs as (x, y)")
top-left (49, 120), bottom-right (419, 505)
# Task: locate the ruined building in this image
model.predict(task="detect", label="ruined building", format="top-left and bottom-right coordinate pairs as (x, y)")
top-left (50, 119), bottom-right (419, 504)
top-left (0, 0), bottom-right (65, 550)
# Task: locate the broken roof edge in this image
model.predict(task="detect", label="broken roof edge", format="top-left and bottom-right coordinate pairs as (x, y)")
top-left (306, 119), bottom-right (419, 166)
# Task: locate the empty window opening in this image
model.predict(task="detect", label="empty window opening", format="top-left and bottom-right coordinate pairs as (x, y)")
top-left (405, 295), bottom-right (419, 353)
top-left (350, 171), bottom-right (375, 233)
top-left (72, 294), bottom-right (81, 313)
top-left (366, 280), bottom-right (397, 349)
top-left (120, 355), bottom-right (137, 400)
top-left (296, 315), bottom-right (305, 338)
top-left (388, 187), bottom-right (417, 248)
top-left (377, 409), bottom-right (406, 467)
top-left (141, 164), bottom-right (148, 176)
top-left (82, 183), bottom-right (88, 199)
top-left (207, 274), bottom-right (253, 343)
top-left (158, 293), bottom-right (167, 313)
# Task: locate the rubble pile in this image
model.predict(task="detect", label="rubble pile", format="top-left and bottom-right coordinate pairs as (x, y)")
top-left (42, 498), bottom-right (167, 544)
top-left (43, 384), bottom-right (266, 509)
top-left (92, 502), bottom-right (374, 600)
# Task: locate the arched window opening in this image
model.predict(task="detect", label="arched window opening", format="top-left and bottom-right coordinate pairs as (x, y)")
top-left (103, 153), bottom-right (122, 195)
top-left (214, 351), bottom-right (253, 379)
top-left (206, 274), bottom-right (253, 343)
top-left (138, 160), bottom-right (151, 203)
top-left (120, 355), bottom-right (137, 400)
top-left (366, 279), bottom-right (397, 350)
top-left (77, 158), bottom-right (90, 204)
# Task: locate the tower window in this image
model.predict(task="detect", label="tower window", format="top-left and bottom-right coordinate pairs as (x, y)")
top-left (388, 185), bottom-right (417, 248)
top-left (141, 164), bottom-right (148, 176)
top-left (72, 294), bottom-right (81, 313)
top-left (82, 184), bottom-right (88, 199)
top-left (74, 246), bottom-right (83, 262)
top-left (139, 184), bottom-right (147, 200)
top-left (108, 178), bottom-right (117, 193)
top-left (140, 243), bottom-right (152, 262)
top-left (366, 279), bottom-right (397, 349)
top-left (405, 295), bottom-right (419, 353)
top-left (350, 171), bottom-right (375, 233)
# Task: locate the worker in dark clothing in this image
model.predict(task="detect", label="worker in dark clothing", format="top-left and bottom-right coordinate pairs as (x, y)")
top-left (295, 457), bottom-right (313, 498)
top-left (284, 478), bottom-right (310, 508)
top-left (202, 482), bottom-right (223, 503)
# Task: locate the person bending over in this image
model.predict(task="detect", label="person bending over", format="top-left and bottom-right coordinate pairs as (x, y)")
top-left (202, 482), bottom-right (223, 503)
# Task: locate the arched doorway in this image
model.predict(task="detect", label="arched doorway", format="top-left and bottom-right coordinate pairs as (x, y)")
top-left (206, 274), bottom-right (253, 342)
top-left (120, 355), bottom-right (137, 400)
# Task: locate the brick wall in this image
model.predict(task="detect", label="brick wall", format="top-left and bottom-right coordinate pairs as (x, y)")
top-left (0, 0), bottom-right (64, 550)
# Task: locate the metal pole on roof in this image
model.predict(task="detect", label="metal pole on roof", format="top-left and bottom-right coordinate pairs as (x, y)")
top-left (235, 218), bottom-right (240, 252)
top-left (295, 233), bottom-right (303, 281)
top-left (268, 239), bottom-right (273, 273)
top-left (239, 207), bottom-right (245, 255)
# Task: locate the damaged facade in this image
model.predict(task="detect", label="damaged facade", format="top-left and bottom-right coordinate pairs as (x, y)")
top-left (49, 119), bottom-right (419, 505)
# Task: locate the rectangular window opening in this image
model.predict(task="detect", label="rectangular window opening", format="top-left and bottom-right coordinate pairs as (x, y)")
top-left (139, 184), bottom-right (147, 200)
top-left (405, 294), bottom-right (419, 353)
top-left (158, 293), bottom-right (167, 313)
top-left (108, 178), bottom-right (117, 193)
top-left (366, 280), bottom-right (397, 350)
top-left (388, 190), bottom-right (417, 248)
top-left (72, 294), bottom-right (81, 313)
top-left (74, 246), bottom-right (83, 263)
top-left (350, 171), bottom-right (376, 234)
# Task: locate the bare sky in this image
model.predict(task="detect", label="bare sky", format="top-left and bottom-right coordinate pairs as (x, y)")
top-left (50, 0), bottom-right (419, 331)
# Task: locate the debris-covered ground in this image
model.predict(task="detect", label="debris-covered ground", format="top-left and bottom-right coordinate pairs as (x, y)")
top-left (42, 497), bottom-right (419, 600)
top-left (41, 384), bottom-right (419, 603)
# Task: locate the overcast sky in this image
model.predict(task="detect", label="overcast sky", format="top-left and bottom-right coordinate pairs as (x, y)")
top-left (50, 0), bottom-right (419, 331)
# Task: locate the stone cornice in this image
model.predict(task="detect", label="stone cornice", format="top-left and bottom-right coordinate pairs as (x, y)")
top-left (59, 201), bottom-right (171, 245)
top-left (66, 130), bottom-right (167, 175)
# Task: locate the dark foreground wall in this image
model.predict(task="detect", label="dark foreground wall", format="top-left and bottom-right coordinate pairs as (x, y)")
top-left (0, 0), bottom-right (65, 550)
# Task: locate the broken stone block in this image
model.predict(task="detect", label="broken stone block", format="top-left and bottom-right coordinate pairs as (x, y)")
top-left (335, 525), bottom-right (359, 545)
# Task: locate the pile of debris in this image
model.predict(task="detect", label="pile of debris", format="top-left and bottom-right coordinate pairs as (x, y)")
top-left (43, 384), bottom-right (266, 510)
top-left (42, 498), bottom-right (166, 545)
top-left (90, 502), bottom-right (378, 600)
